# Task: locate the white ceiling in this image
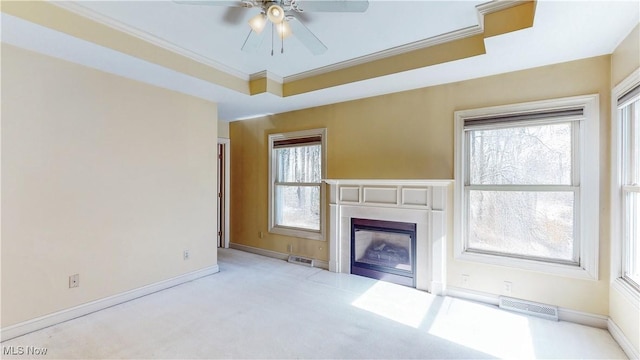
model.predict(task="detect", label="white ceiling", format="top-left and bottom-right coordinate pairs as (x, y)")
top-left (2, 1), bottom-right (639, 121)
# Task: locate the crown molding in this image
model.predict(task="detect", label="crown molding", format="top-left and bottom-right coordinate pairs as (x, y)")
top-left (249, 70), bottom-right (268, 81)
top-left (284, 0), bottom-right (522, 83)
top-left (284, 25), bottom-right (483, 83)
top-left (250, 70), bottom-right (284, 83)
top-left (248, 70), bottom-right (284, 96)
top-left (46, 0), bottom-right (532, 96)
top-left (477, 0), bottom-right (528, 16)
top-left (50, 1), bottom-right (251, 81)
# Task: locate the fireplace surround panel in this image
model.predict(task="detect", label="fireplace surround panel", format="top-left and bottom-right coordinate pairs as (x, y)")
top-left (325, 179), bottom-right (451, 295)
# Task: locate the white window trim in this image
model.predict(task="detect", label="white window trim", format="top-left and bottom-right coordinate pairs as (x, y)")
top-left (454, 95), bottom-right (600, 280)
top-left (611, 68), bottom-right (640, 300)
top-left (268, 128), bottom-right (327, 241)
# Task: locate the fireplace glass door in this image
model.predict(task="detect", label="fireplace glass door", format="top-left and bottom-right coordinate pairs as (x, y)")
top-left (351, 218), bottom-right (416, 287)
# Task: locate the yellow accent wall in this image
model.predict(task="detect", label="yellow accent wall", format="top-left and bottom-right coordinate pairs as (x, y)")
top-left (610, 23), bottom-right (640, 355)
top-left (230, 55), bottom-right (612, 315)
top-left (283, 34), bottom-right (487, 96)
top-left (1, 44), bottom-right (219, 327)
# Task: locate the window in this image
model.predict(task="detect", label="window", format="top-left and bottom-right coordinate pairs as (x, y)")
top-left (269, 128), bottom-right (326, 240)
top-left (454, 95), bottom-right (599, 279)
top-left (614, 72), bottom-right (640, 291)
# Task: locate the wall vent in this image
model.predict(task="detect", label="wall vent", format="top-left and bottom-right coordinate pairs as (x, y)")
top-left (288, 255), bottom-right (314, 267)
top-left (499, 296), bottom-right (558, 321)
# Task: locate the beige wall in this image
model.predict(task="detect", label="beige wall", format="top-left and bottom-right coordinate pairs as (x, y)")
top-left (230, 55), bottom-right (612, 315)
top-left (610, 24), bottom-right (640, 354)
top-left (610, 287), bottom-right (639, 352)
top-left (611, 24), bottom-right (640, 86)
top-left (1, 45), bottom-right (219, 327)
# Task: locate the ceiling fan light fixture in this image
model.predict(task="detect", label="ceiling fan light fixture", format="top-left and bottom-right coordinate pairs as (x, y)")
top-left (276, 20), bottom-right (292, 39)
top-left (267, 4), bottom-right (285, 23)
top-left (248, 12), bottom-right (267, 33)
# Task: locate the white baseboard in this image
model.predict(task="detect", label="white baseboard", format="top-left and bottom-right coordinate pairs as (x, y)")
top-left (558, 307), bottom-right (608, 329)
top-left (314, 259), bottom-right (329, 270)
top-left (229, 243), bottom-right (288, 260)
top-left (609, 318), bottom-right (640, 360)
top-left (446, 286), bottom-right (608, 328)
top-left (229, 243), bottom-right (328, 270)
top-left (446, 286), bottom-right (500, 306)
top-left (0, 265), bottom-right (219, 342)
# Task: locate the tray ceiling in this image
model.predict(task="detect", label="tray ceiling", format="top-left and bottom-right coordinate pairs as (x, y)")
top-left (1, 1), bottom-right (639, 120)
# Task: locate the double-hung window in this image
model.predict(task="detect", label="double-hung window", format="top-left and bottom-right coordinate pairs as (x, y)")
top-left (454, 95), bottom-right (599, 279)
top-left (614, 73), bottom-right (640, 291)
top-left (269, 128), bottom-right (326, 240)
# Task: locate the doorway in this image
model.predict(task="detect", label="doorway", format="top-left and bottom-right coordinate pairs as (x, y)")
top-left (217, 138), bottom-right (230, 248)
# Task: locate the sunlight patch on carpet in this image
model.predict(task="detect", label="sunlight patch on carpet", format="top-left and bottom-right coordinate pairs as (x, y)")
top-left (351, 281), bottom-right (434, 328)
top-left (428, 298), bottom-right (537, 359)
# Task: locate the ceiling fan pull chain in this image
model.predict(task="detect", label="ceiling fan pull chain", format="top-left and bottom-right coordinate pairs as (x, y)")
top-left (281, 23), bottom-right (285, 54)
top-left (271, 22), bottom-right (274, 56)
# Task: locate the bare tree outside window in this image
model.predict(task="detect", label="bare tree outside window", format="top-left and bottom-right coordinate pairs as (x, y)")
top-left (269, 129), bottom-right (326, 240)
top-left (469, 124), bottom-right (572, 186)
top-left (466, 122), bottom-right (578, 263)
top-left (274, 144), bottom-right (321, 230)
top-left (456, 95), bottom-right (600, 278)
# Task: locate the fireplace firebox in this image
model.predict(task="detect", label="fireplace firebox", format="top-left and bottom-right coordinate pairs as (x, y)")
top-left (351, 218), bottom-right (416, 287)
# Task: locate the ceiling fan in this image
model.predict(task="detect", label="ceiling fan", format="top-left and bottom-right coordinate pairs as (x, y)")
top-left (173, 0), bottom-right (369, 55)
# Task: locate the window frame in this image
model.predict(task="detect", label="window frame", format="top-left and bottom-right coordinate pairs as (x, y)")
top-left (611, 68), bottom-right (640, 298)
top-left (268, 128), bottom-right (327, 241)
top-left (454, 95), bottom-right (600, 280)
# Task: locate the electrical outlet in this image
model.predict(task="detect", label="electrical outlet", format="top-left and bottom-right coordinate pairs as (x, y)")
top-left (183, 250), bottom-right (190, 260)
top-left (258, 231), bottom-right (264, 239)
top-left (287, 244), bottom-right (293, 252)
top-left (504, 281), bottom-right (513, 295)
top-left (69, 274), bottom-right (79, 288)
top-left (461, 274), bottom-right (470, 286)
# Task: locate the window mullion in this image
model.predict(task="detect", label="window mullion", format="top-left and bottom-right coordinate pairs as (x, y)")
top-left (572, 120), bottom-right (581, 187)
top-left (274, 182), bottom-right (321, 187)
top-left (621, 99), bottom-right (640, 290)
top-left (570, 119), bottom-right (582, 264)
top-left (632, 102), bottom-right (639, 185)
top-left (466, 184), bottom-right (578, 191)
top-left (464, 131), bottom-right (472, 187)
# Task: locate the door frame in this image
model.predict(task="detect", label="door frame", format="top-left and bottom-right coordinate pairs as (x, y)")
top-left (218, 138), bottom-right (230, 248)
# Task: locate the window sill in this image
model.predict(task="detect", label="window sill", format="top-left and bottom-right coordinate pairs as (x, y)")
top-left (269, 226), bottom-right (325, 241)
top-left (455, 250), bottom-right (598, 280)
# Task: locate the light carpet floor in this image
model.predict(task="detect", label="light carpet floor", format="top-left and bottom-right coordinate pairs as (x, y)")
top-left (1, 248), bottom-right (628, 359)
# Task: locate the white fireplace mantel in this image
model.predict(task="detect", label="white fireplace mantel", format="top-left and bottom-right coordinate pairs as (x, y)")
top-left (324, 179), bottom-right (453, 295)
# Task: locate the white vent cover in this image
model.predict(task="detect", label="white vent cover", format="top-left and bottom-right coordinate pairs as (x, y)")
top-left (288, 255), bottom-right (314, 267)
top-left (499, 296), bottom-right (559, 321)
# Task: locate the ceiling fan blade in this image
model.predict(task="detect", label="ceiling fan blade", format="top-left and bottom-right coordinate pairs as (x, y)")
top-left (295, 0), bottom-right (368, 13)
top-left (222, 7), bottom-right (247, 24)
top-left (241, 29), bottom-right (266, 52)
top-left (287, 17), bottom-right (327, 55)
top-left (173, 1), bottom-right (252, 7)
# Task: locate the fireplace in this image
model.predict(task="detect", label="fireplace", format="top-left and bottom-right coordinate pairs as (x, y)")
top-left (351, 218), bottom-right (416, 287)
top-left (325, 179), bottom-right (452, 295)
